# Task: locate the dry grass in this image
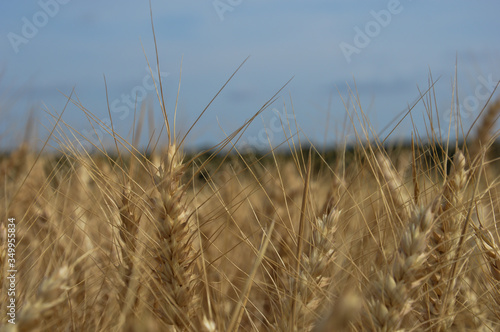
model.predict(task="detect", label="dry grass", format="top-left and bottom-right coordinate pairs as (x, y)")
top-left (1, 100), bottom-right (498, 331)
top-left (2, 37), bottom-right (500, 331)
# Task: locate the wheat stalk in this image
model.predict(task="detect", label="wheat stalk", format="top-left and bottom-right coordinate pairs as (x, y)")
top-left (117, 184), bottom-right (140, 293)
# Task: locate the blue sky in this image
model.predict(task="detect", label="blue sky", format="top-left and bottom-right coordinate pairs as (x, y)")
top-left (1, 1), bottom-right (500, 151)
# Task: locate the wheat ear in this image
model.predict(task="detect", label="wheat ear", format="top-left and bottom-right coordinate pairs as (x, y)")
top-left (423, 150), bottom-right (469, 331)
top-left (376, 152), bottom-right (412, 220)
top-left (15, 266), bottom-right (71, 332)
top-left (473, 224), bottom-right (500, 307)
top-left (365, 205), bottom-right (435, 331)
top-left (469, 98), bottom-right (500, 162)
top-left (302, 209), bottom-right (340, 330)
top-left (150, 144), bottom-right (200, 328)
top-left (276, 209), bottom-right (340, 331)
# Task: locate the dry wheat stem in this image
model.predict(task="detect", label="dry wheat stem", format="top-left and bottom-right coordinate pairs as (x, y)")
top-left (117, 184), bottom-right (140, 293)
top-left (290, 149), bottom-right (312, 329)
top-left (411, 134), bottom-right (420, 206)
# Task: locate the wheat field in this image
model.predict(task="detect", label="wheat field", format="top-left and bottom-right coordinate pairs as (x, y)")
top-left (2, 49), bottom-right (500, 331)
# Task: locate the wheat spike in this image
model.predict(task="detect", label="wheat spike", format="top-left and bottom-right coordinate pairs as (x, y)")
top-left (470, 98), bottom-right (500, 162)
top-left (149, 144), bottom-right (200, 329)
top-left (423, 150), bottom-right (469, 331)
top-left (365, 205), bottom-right (435, 331)
top-left (376, 152), bottom-right (412, 220)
